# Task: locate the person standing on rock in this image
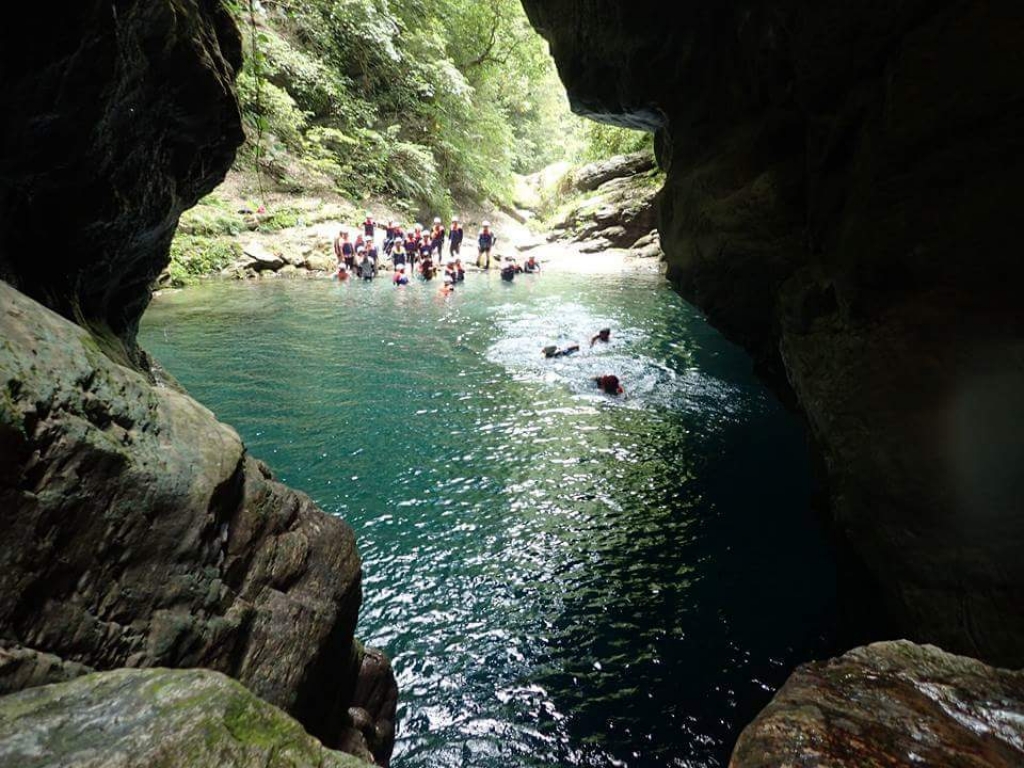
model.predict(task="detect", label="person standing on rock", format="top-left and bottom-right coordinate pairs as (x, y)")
top-left (363, 212), bottom-right (376, 240)
top-left (405, 230), bottom-right (420, 269)
top-left (430, 217), bottom-right (446, 257)
top-left (477, 222), bottom-right (496, 269)
top-left (449, 216), bottom-right (464, 258)
top-left (334, 230), bottom-right (349, 266)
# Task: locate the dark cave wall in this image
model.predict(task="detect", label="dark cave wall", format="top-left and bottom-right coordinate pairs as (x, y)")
top-left (522, 0), bottom-right (1024, 666)
top-left (0, 0), bottom-right (244, 367)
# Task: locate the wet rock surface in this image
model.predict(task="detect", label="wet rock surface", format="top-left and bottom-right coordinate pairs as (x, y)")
top-left (730, 641), bottom-right (1024, 768)
top-left (0, 667), bottom-right (369, 768)
top-left (523, 0), bottom-right (1024, 666)
top-left (0, 281), bottom-right (396, 763)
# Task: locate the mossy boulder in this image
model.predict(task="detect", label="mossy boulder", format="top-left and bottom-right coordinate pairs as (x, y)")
top-left (0, 668), bottom-right (368, 768)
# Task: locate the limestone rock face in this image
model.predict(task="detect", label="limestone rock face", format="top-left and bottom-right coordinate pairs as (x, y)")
top-left (571, 151), bottom-right (657, 193)
top-left (0, 667), bottom-right (369, 768)
top-left (522, 0), bottom-right (1024, 666)
top-left (0, 1), bottom-right (244, 365)
top-left (0, 281), bottom-right (396, 763)
top-left (730, 641), bottom-right (1024, 768)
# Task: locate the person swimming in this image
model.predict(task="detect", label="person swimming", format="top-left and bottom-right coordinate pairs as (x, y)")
top-left (593, 375), bottom-right (624, 396)
top-left (500, 258), bottom-right (517, 282)
top-left (542, 344), bottom-right (580, 359)
top-left (591, 328), bottom-right (611, 347)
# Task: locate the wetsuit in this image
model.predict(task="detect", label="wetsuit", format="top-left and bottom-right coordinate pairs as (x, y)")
top-left (431, 226), bottom-right (446, 257)
top-left (478, 231), bottom-right (496, 269)
top-left (449, 225), bottom-right (464, 257)
top-left (363, 220), bottom-right (375, 238)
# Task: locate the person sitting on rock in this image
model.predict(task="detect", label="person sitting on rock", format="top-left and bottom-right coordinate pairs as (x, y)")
top-left (363, 212), bottom-right (376, 239)
top-left (591, 328), bottom-right (611, 347)
top-left (594, 374), bottom-right (624, 396)
top-left (524, 255), bottom-right (541, 273)
top-left (478, 222), bottom-right (496, 269)
top-left (449, 217), bottom-right (464, 257)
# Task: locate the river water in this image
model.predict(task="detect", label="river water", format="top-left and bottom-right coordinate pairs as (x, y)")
top-left (140, 269), bottom-right (836, 768)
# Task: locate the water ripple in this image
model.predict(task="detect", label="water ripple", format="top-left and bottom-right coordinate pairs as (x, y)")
top-left (141, 272), bottom-right (836, 768)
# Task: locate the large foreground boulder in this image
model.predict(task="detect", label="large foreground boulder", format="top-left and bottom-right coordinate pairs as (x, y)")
top-left (730, 641), bottom-right (1024, 768)
top-left (523, 0), bottom-right (1024, 667)
top-left (0, 281), bottom-right (395, 763)
top-left (0, 668), bottom-right (368, 768)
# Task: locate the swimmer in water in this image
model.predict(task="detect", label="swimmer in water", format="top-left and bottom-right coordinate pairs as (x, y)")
top-left (593, 375), bottom-right (625, 396)
top-left (542, 344), bottom-right (580, 359)
top-left (591, 328), bottom-right (611, 347)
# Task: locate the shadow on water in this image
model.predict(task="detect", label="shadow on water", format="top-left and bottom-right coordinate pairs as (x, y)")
top-left (140, 271), bottom-right (837, 768)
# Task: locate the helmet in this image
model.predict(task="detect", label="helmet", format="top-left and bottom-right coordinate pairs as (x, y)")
top-left (452, 216), bottom-right (460, 222)
top-left (482, 221), bottom-right (491, 227)
top-left (434, 217), bottom-right (442, 224)
top-left (414, 223), bottom-right (422, 230)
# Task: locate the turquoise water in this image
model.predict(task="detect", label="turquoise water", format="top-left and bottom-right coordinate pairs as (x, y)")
top-left (140, 271), bottom-right (836, 768)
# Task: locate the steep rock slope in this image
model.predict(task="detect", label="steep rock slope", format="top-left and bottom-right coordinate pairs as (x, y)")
top-left (521, 0), bottom-right (1024, 667)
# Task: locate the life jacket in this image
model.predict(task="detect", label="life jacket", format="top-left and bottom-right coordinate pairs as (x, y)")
top-left (479, 232), bottom-right (495, 249)
top-left (364, 220), bottom-right (375, 236)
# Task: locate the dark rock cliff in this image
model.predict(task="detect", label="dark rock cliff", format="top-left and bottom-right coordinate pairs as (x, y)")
top-left (0, 2), bottom-right (395, 763)
top-left (0, 0), bottom-right (244, 368)
top-left (522, 0), bottom-right (1024, 667)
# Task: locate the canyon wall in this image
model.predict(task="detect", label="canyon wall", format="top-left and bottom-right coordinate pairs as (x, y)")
top-left (0, 2), bottom-right (395, 763)
top-left (521, 0), bottom-right (1024, 666)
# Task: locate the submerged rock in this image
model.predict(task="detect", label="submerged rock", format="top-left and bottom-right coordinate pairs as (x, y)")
top-left (0, 668), bottom-right (368, 768)
top-left (0, 281), bottom-right (396, 763)
top-left (730, 641), bottom-right (1024, 768)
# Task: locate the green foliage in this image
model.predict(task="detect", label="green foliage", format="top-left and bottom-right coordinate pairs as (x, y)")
top-left (177, 196), bottom-right (244, 237)
top-left (226, 0), bottom-right (587, 209)
top-left (168, 236), bottom-right (243, 287)
top-left (576, 122), bottom-right (653, 163)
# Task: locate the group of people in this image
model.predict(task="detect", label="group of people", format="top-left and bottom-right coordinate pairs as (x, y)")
top-left (543, 327), bottom-right (625, 397)
top-left (333, 212), bottom-right (622, 395)
top-left (334, 213), bottom-right (511, 287)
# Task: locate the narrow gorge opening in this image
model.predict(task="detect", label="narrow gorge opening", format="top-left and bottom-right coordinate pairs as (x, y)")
top-left (2, 2), bottom-right (1021, 768)
top-left (134, 3), bottom-right (839, 765)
